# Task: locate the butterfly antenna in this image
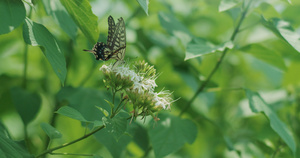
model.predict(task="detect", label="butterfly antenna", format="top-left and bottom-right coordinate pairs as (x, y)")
top-left (83, 49), bottom-right (94, 54)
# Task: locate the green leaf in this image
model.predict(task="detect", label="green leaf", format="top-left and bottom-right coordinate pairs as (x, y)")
top-left (262, 17), bottom-right (300, 53)
top-left (40, 123), bottom-right (62, 139)
top-left (158, 12), bottom-right (192, 45)
top-left (185, 38), bottom-right (233, 60)
top-left (60, 0), bottom-right (99, 44)
top-left (42, 0), bottom-right (77, 40)
top-left (245, 89), bottom-right (296, 155)
top-left (95, 106), bottom-right (109, 117)
top-left (137, 0), bottom-right (149, 16)
top-left (102, 116), bottom-right (127, 141)
top-left (148, 113), bottom-right (197, 158)
top-left (240, 44), bottom-right (287, 71)
top-left (104, 99), bottom-right (114, 110)
top-left (93, 125), bottom-right (132, 158)
top-left (23, 18), bottom-right (67, 84)
top-left (56, 86), bottom-right (112, 121)
top-left (0, 0), bottom-right (26, 34)
top-left (129, 122), bottom-right (150, 151)
top-left (56, 106), bottom-right (91, 123)
top-left (10, 87), bottom-right (41, 125)
top-left (219, 0), bottom-right (239, 12)
top-left (0, 131), bottom-right (33, 158)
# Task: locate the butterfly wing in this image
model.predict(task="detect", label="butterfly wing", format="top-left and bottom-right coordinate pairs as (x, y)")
top-left (106, 15), bottom-right (116, 48)
top-left (109, 17), bottom-right (126, 61)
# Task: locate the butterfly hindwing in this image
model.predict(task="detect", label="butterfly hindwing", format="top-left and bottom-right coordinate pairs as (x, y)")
top-left (109, 17), bottom-right (126, 61)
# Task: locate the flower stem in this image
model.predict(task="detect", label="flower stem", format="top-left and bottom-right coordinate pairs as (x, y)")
top-left (179, 0), bottom-right (252, 116)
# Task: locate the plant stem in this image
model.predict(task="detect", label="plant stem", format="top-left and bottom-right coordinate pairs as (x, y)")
top-left (179, 0), bottom-right (251, 116)
top-left (35, 125), bottom-right (105, 158)
top-left (22, 44), bottom-right (28, 89)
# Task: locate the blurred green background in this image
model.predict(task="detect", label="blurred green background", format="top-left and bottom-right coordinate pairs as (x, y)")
top-left (1, 0), bottom-right (300, 157)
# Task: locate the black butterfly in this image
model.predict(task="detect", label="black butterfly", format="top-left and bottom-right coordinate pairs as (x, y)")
top-left (84, 15), bottom-right (126, 62)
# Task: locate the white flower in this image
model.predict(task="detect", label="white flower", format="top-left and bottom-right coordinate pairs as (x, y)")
top-left (152, 90), bottom-right (174, 110)
top-left (100, 61), bottom-right (177, 114)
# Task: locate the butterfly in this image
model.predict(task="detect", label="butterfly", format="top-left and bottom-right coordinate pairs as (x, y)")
top-left (83, 15), bottom-right (126, 64)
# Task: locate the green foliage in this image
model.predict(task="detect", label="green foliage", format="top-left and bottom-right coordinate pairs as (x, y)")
top-left (137, 0), bottom-right (149, 16)
top-left (59, 0), bottom-right (99, 44)
top-left (185, 38), bottom-right (234, 60)
top-left (23, 18), bottom-right (67, 84)
top-left (245, 89), bottom-right (296, 155)
top-left (56, 106), bottom-right (91, 123)
top-left (0, 0), bottom-right (26, 34)
top-left (148, 113), bottom-right (197, 158)
top-left (1, 0), bottom-right (300, 158)
top-left (40, 123), bottom-right (62, 139)
top-left (10, 87), bottom-right (41, 125)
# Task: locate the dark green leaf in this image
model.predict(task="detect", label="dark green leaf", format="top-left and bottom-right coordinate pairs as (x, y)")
top-left (40, 122), bottom-right (62, 139)
top-left (60, 0), bottom-right (99, 44)
top-left (42, 0), bottom-right (77, 40)
top-left (56, 86), bottom-right (111, 121)
top-left (129, 122), bottom-right (150, 151)
top-left (10, 87), bottom-right (41, 125)
top-left (240, 44), bottom-right (287, 71)
top-left (102, 116), bottom-right (127, 141)
top-left (93, 126), bottom-right (132, 158)
top-left (262, 17), bottom-right (300, 53)
top-left (56, 106), bottom-right (91, 123)
top-left (148, 113), bottom-right (197, 158)
top-left (0, 131), bottom-right (33, 158)
top-left (245, 89), bottom-right (296, 155)
top-left (185, 38), bottom-right (233, 60)
top-left (0, 0), bottom-right (26, 34)
top-left (23, 18), bottom-right (67, 84)
top-left (137, 0), bottom-right (149, 16)
top-left (219, 0), bottom-right (239, 12)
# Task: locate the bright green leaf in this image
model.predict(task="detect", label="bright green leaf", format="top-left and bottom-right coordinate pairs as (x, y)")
top-left (23, 18), bottom-right (67, 84)
top-left (255, 3), bottom-right (280, 19)
top-left (0, 0), bottom-right (26, 34)
top-left (185, 38), bottom-right (233, 60)
top-left (60, 0), bottom-right (99, 44)
top-left (42, 0), bottom-right (77, 40)
top-left (262, 17), bottom-right (300, 53)
top-left (102, 116), bottom-right (127, 141)
top-left (137, 0), bottom-right (149, 15)
top-left (10, 87), bottom-right (41, 125)
top-left (104, 99), bottom-right (114, 110)
top-left (148, 113), bottom-right (197, 158)
top-left (40, 123), bottom-right (62, 139)
top-left (219, 0), bottom-right (239, 12)
top-left (240, 44), bottom-right (287, 71)
top-left (245, 89), bottom-right (296, 155)
top-left (95, 106), bottom-right (109, 117)
top-left (56, 106), bottom-right (91, 123)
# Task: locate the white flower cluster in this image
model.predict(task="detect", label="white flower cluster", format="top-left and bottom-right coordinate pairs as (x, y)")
top-left (100, 63), bottom-right (174, 110)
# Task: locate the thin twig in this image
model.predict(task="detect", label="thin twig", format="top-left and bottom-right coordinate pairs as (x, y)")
top-left (35, 125), bottom-right (105, 158)
top-left (179, 0), bottom-right (252, 116)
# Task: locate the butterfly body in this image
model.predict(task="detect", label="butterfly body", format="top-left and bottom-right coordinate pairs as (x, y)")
top-left (84, 16), bottom-right (126, 63)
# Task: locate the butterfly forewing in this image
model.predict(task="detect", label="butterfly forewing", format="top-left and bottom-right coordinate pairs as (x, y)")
top-left (106, 16), bottom-right (116, 49)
